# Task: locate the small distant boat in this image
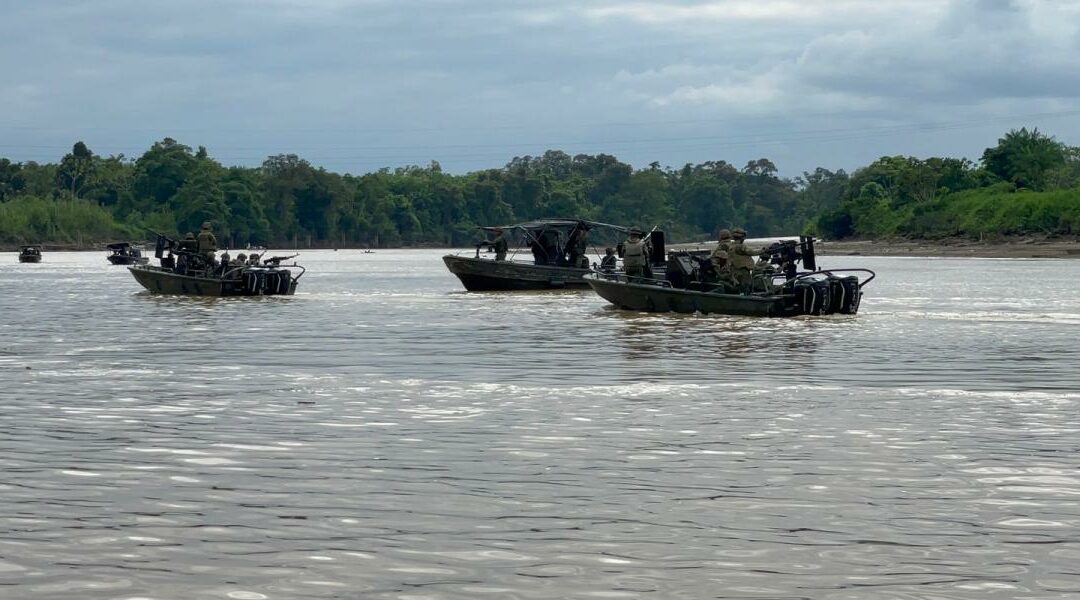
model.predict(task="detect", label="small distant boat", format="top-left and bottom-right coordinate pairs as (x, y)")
top-left (443, 219), bottom-right (664, 291)
top-left (586, 236), bottom-right (875, 317)
top-left (128, 234), bottom-right (305, 297)
top-left (106, 242), bottom-right (149, 265)
top-left (18, 245), bottom-right (42, 263)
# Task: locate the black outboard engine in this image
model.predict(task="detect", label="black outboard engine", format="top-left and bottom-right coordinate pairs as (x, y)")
top-left (665, 253), bottom-right (696, 288)
top-left (827, 275), bottom-right (861, 314)
top-left (274, 269), bottom-right (292, 294)
top-left (242, 269), bottom-right (260, 295)
top-left (795, 280), bottom-right (832, 315)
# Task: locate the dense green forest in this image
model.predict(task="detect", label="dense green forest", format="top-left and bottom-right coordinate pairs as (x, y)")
top-left (2, 128), bottom-right (1078, 248)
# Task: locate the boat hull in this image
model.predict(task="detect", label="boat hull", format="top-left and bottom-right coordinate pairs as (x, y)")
top-left (18, 255), bottom-right (42, 263)
top-left (128, 265), bottom-right (297, 297)
top-left (443, 255), bottom-right (592, 291)
top-left (108, 255), bottom-right (149, 265)
top-left (586, 274), bottom-right (785, 317)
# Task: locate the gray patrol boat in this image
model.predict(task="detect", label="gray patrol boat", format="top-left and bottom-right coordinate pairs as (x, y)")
top-left (128, 234), bottom-right (304, 296)
top-left (443, 219), bottom-right (665, 291)
top-left (586, 236), bottom-right (875, 317)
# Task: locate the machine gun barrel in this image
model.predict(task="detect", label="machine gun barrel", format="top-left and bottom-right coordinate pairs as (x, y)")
top-left (262, 253), bottom-right (299, 265)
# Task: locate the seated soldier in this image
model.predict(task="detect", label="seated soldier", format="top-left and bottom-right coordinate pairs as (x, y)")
top-left (600, 247), bottom-right (617, 272)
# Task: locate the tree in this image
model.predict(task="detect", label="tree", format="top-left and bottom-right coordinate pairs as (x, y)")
top-left (133, 138), bottom-right (199, 206)
top-left (981, 128), bottom-right (1066, 191)
top-left (57, 141), bottom-right (97, 199)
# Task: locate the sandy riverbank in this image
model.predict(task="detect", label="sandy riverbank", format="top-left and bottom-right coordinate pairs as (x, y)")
top-left (814, 237), bottom-right (1080, 259)
top-left (667, 235), bottom-right (1080, 259)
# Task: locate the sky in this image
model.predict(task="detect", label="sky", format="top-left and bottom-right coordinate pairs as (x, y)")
top-left (2, 0), bottom-right (1080, 176)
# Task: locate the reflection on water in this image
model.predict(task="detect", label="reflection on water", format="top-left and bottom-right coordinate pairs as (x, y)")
top-left (1, 250), bottom-right (1079, 599)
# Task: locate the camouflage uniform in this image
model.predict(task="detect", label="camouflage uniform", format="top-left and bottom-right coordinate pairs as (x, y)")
top-left (729, 228), bottom-right (756, 292)
top-left (196, 222), bottom-right (218, 264)
top-left (568, 229), bottom-right (589, 268)
top-left (600, 248), bottom-right (617, 272)
top-left (622, 230), bottom-right (648, 278)
top-left (710, 229), bottom-right (734, 264)
top-left (485, 229), bottom-right (508, 261)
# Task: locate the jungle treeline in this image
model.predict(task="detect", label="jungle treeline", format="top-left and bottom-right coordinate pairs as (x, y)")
top-left (2, 128), bottom-right (1079, 248)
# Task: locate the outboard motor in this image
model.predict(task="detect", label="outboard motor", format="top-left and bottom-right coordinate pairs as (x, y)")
top-left (242, 270), bottom-right (260, 295)
top-left (796, 280), bottom-right (832, 316)
top-left (838, 275), bottom-right (861, 314)
top-left (665, 253), bottom-right (695, 288)
top-left (274, 269), bottom-right (292, 295)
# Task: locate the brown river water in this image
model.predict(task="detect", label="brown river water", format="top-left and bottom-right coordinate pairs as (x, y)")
top-left (1, 249), bottom-right (1079, 599)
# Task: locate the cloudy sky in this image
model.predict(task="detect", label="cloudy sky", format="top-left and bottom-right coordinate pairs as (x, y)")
top-left (2, 0), bottom-right (1079, 175)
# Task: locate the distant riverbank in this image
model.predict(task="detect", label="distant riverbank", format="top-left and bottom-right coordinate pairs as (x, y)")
top-left (815, 236), bottom-right (1080, 259)
top-left (7, 235), bottom-right (1079, 259)
top-left (669, 235), bottom-right (1080, 259)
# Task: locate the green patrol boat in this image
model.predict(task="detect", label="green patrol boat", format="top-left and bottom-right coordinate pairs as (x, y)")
top-left (128, 234), bottom-right (305, 297)
top-left (443, 219), bottom-right (665, 291)
top-left (18, 245), bottom-right (42, 263)
top-left (585, 236), bottom-right (875, 317)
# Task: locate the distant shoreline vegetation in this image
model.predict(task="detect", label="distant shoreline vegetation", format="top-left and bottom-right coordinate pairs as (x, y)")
top-left (2, 128), bottom-right (1079, 249)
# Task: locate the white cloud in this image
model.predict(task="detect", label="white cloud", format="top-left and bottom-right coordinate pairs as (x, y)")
top-left (2, 0), bottom-right (1080, 174)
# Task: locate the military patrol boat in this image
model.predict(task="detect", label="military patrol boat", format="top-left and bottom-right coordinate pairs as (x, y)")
top-left (106, 242), bottom-right (149, 265)
top-left (443, 219), bottom-right (664, 291)
top-left (585, 236), bottom-right (875, 317)
top-left (127, 234), bottom-right (305, 296)
top-left (18, 245), bottom-right (42, 263)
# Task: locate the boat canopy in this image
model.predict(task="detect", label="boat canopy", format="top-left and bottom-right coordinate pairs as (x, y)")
top-left (106, 242), bottom-right (134, 250)
top-left (479, 219), bottom-right (630, 234)
top-left (19, 245), bottom-right (41, 252)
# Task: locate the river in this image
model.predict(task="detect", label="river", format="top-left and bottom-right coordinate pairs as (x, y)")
top-left (1, 250), bottom-right (1078, 599)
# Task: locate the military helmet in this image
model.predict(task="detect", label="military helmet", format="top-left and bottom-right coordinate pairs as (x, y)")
top-left (629, 227), bottom-right (644, 237)
top-left (237, 253), bottom-right (247, 261)
top-left (201, 221), bottom-right (212, 230)
top-left (717, 228), bottom-right (732, 240)
top-left (184, 232), bottom-right (195, 240)
top-left (733, 227), bottom-right (747, 238)
top-left (605, 247), bottom-right (615, 254)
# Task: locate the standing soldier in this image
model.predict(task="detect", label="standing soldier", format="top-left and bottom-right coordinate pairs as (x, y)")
top-left (568, 226), bottom-right (590, 268)
top-left (196, 221), bottom-right (218, 265)
top-left (484, 227), bottom-right (509, 261)
top-left (622, 228), bottom-right (649, 279)
top-left (729, 228), bottom-right (757, 292)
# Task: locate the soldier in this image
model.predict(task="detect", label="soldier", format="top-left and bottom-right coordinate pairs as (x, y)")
top-left (196, 221), bottom-right (218, 264)
top-left (233, 253), bottom-right (247, 267)
top-left (567, 226), bottom-right (589, 268)
top-left (703, 249), bottom-right (738, 292)
top-left (248, 253), bottom-right (261, 266)
top-left (622, 228), bottom-right (649, 279)
top-left (484, 227), bottom-right (508, 261)
top-left (729, 227), bottom-right (757, 292)
top-left (600, 247), bottom-right (617, 272)
top-left (180, 232), bottom-right (197, 253)
top-left (710, 228), bottom-right (733, 264)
